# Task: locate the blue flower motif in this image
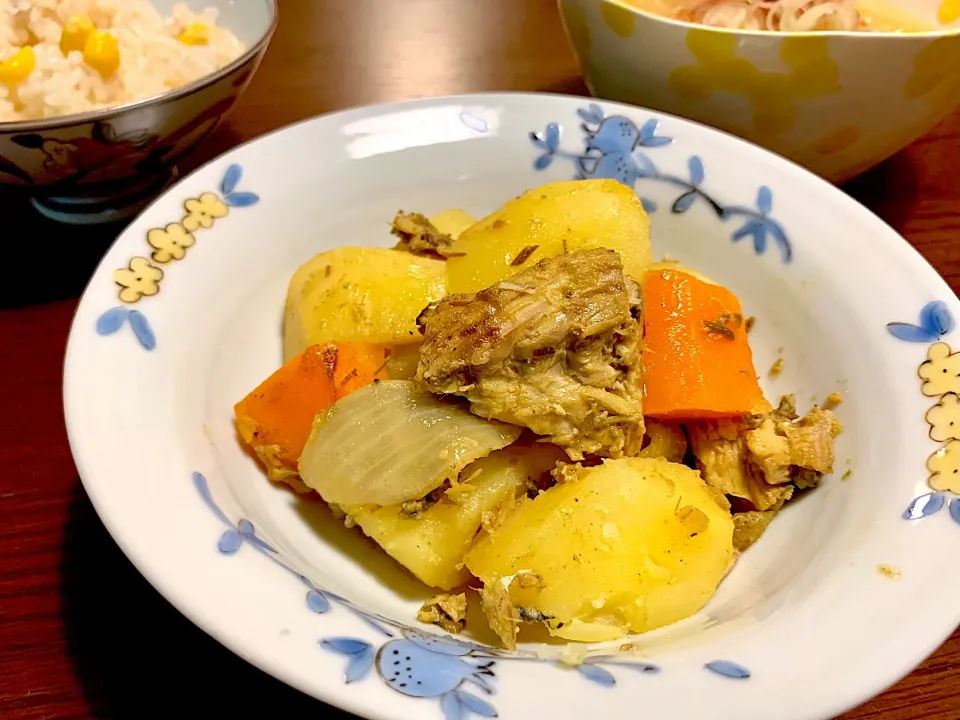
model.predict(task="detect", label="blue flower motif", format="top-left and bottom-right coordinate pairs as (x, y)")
top-left (730, 187), bottom-right (790, 262)
top-left (127, 309), bottom-right (156, 350)
top-left (688, 156), bottom-right (704, 186)
top-left (219, 163), bottom-right (260, 206)
top-left (371, 634), bottom-right (497, 719)
top-left (705, 660), bottom-right (751, 679)
top-left (218, 163), bottom-right (260, 206)
top-left (221, 163), bottom-right (242, 195)
top-left (638, 118), bottom-right (672, 148)
top-left (217, 528), bottom-right (243, 554)
top-left (441, 690), bottom-right (497, 720)
top-left (95, 306), bottom-right (127, 335)
top-left (307, 589), bottom-right (331, 613)
top-left (887, 301), bottom-right (955, 343)
top-left (577, 103), bottom-right (605, 125)
top-left (577, 662), bottom-right (616, 687)
top-left (95, 306), bottom-right (156, 351)
top-left (757, 185), bottom-right (773, 215)
top-left (530, 106), bottom-right (791, 263)
top-left (322, 637), bottom-right (377, 683)
top-left (951, 498), bottom-right (960, 526)
top-left (902, 491), bottom-right (946, 519)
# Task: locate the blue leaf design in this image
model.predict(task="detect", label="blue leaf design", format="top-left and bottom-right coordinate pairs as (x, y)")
top-left (217, 528), bottom-right (242, 554)
top-left (639, 118), bottom-right (658, 142)
top-left (225, 192), bottom-right (260, 208)
top-left (344, 646), bottom-right (375, 683)
top-left (671, 191), bottom-right (697, 214)
top-left (587, 103), bottom-right (604, 123)
top-left (127, 310), bottom-right (156, 350)
top-left (577, 107), bottom-right (595, 123)
top-left (534, 154), bottom-right (554, 171)
top-left (688, 156), bottom-right (705, 186)
top-left (192, 471), bottom-right (232, 526)
top-left (96, 307), bottom-right (128, 336)
top-left (441, 692), bottom-right (465, 720)
top-left (529, 131), bottom-right (548, 150)
top-left (640, 198), bottom-right (658, 213)
top-left (237, 518), bottom-right (255, 536)
top-left (902, 492), bottom-right (946, 519)
top-left (921, 300), bottom-right (955, 337)
top-left (545, 122), bottom-right (560, 153)
top-left (765, 220), bottom-right (792, 263)
top-left (705, 660), bottom-right (751, 679)
top-left (631, 149), bottom-right (656, 177)
top-left (456, 690), bottom-right (498, 717)
top-left (950, 498), bottom-right (960, 526)
top-left (752, 224), bottom-right (768, 254)
top-left (732, 219), bottom-right (762, 244)
top-left (757, 186), bottom-right (773, 215)
top-left (221, 163), bottom-right (242, 195)
top-left (307, 589), bottom-right (331, 613)
top-left (577, 663), bottom-right (616, 687)
top-left (321, 637), bottom-right (373, 656)
top-left (640, 135), bottom-right (672, 147)
top-left (886, 323), bottom-right (938, 343)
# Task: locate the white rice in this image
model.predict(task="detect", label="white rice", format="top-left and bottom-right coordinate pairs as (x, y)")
top-left (0, 0), bottom-right (245, 122)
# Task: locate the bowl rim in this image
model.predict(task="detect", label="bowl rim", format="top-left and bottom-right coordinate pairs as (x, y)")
top-left (598, 0), bottom-right (960, 38)
top-left (0, 0), bottom-right (279, 134)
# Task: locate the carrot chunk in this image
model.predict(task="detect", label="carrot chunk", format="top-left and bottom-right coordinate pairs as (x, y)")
top-left (642, 269), bottom-right (771, 420)
top-left (234, 342), bottom-right (388, 481)
top-left (332, 341), bottom-right (390, 399)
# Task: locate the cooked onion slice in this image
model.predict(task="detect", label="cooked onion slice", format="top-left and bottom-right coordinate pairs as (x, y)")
top-left (681, 0), bottom-right (862, 30)
top-left (299, 380), bottom-right (521, 507)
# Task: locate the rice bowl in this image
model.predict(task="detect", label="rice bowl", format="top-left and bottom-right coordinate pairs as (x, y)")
top-left (0, 0), bottom-right (245, 122)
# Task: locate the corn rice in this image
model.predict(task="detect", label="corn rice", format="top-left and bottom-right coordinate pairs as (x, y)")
top-left (0, 0), bottom-right (244, 122)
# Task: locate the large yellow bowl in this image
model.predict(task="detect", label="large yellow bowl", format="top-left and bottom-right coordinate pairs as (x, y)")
top-left (558, 0), bottom-right (960, 182)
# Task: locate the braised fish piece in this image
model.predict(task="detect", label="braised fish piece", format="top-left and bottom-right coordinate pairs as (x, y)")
top-left (416, 248), bottom-right (644, 459)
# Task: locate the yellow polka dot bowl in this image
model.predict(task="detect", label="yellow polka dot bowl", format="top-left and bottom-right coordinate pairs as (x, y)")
top-left (558, 0), bottom-right (960, 182)
top-left (0, 0), bottom-right (277, 225)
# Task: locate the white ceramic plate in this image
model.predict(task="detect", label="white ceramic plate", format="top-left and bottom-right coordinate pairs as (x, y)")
top-left (64, 93), bottom-right (960, 720)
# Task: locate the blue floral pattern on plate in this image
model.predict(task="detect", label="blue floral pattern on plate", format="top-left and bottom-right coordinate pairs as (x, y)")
top-left (95, 163), bottom-right (259, 350)
top-left (889, 302), bottom-right (960, 526)
top-left (192, 471), bottom-right (751, 718)
top-left (530, 103), bottom-right (792, 263)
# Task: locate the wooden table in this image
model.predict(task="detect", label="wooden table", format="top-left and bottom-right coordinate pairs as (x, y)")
top-left (1, 0), bottom-right (958, 717)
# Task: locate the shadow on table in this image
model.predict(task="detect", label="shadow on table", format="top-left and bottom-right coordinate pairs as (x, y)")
top-left (0, 190), bottom-right (124, 309)
top-left (59, 480), bottom-right (358, 718)
top-left (840, 149), bottom-right (919, 232)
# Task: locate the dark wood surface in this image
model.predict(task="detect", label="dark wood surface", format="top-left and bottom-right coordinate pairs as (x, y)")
top-left (1, 0), bottom-right (958, 717)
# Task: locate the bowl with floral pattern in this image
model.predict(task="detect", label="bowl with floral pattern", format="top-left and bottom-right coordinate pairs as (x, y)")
top-left (0, 0), bottom-right (277, 225)
top-left (557, 0), bottom-right (960, 183)
top-left (63, 92), bottom-right (960, 720)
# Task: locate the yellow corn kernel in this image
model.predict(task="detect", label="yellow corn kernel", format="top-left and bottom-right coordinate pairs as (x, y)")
top-left (0, 47), bottom-right (35, 85)
top-left (60, 16), bottom-right (94, 55)
top-left (178, 23), bottom-right (209, 46)
top-left (83, 30), bottom-right (120, 77)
